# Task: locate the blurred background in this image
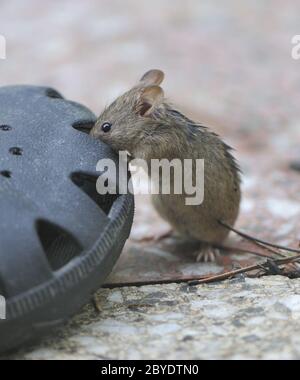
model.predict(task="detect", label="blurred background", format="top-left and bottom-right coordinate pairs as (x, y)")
top-left (2, 0), bottom-right (300, 360)
top-left (1, 0), bottom-right (300, 266)
top-left (0, 0), bottom-right (299, 130)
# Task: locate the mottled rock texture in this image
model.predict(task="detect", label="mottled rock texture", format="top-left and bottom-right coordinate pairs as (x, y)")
top-left (8, 277), bottom-right (300, 360)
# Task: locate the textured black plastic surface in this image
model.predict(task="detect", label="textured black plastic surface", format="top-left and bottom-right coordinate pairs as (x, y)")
top-left (0, 86), bottom-right (134, 353)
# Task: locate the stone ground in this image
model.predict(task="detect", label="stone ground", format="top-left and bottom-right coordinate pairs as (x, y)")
top-left (7, 277), bottom-right (300, 360)
top-left (1, 0), bottom-right (300, 359)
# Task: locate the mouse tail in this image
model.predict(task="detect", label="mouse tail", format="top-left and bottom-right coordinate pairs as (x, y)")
top-left (218, 219), bottom-right (300, 254)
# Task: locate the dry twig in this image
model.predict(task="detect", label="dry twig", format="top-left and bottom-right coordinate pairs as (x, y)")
top-left (188, 254), bottom-right (300, 286)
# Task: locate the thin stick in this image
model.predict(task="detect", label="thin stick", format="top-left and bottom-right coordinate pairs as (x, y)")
top-left (219, 220), bottom-right (300, 254)
top-left (188, 254), bottom-right (300, 286)
top-left (102, 277), bottom-right (210, 288)
top-left (102, 254), bottom-right (300, 289)
top-left (188, 264), bottom-right (260, 286)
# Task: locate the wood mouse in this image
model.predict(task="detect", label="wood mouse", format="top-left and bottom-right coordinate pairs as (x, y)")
top-left (91, 69), bottom-right (241, 262)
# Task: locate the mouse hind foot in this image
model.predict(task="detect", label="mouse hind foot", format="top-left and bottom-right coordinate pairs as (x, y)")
top-left (195, 243), bottom-right (221, 263)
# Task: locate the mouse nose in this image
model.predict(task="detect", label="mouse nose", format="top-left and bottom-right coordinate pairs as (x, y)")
top-left (90, 127), bottom-right (99, 138)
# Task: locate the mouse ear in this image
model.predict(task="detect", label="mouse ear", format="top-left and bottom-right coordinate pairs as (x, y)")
top-left (140, 69), bottom-right (165, 86)
top-left (137, 85), bottom-right (164, 116)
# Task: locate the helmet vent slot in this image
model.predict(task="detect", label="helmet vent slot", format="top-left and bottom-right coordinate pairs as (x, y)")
top-left (36, 219), bottom-right (82, 271)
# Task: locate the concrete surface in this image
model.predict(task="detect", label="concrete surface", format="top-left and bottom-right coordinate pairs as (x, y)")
top-left (1, 0), bottom-right (300, 359)
top-left (8, 276), bottom-right (300, 360)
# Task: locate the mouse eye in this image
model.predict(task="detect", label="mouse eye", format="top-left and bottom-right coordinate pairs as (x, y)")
top-left (101, 122), bottom-right (112, 133)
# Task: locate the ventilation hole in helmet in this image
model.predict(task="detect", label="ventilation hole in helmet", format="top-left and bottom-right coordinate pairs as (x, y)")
top-left (0, 125), bottom-right (12, 132)
top-left (45, 89), bottom-right (63, 99)
top-left (36, 219), bottom-right (83, 271)
top-left (9, 147), bottom-right (23, 156)
top-left (71, 171), bottom-right (118, 215)
top-left (72, 121), bottom-right (95, 134)
top-left (0, 170), bottom-right (12, 178)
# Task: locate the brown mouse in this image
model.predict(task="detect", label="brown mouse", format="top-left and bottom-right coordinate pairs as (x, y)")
top-left (91, 69), bottom-right (241, 262)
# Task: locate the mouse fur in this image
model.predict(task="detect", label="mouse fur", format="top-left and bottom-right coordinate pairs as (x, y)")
top-left (91, 69), bottom-right (241, 260)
